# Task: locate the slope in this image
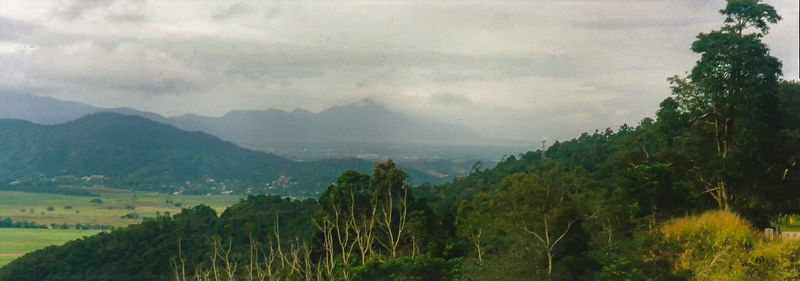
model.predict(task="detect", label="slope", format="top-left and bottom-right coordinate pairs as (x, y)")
top-left (0, 113), bottom-right (441, 196)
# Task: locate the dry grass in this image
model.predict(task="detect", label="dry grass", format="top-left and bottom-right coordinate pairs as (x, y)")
top-left (660, 210), bottom-right (756, 281)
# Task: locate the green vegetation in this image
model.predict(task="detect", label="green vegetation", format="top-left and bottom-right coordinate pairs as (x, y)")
top-left (1, 1), bottom-right (799, 280)
top-left (0, 113), bottom-right (453, 198)
top-left (0, 228), bottom-right (102, 267)
top-left (0, 196), bottom-right (317, 280)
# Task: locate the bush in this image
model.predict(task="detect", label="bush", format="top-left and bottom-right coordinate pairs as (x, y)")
top-left (745, 240), bottom-right (800, 279)
top-left (89, 199), bottom-right (103, 204)
top-left (591, 234), bottom-right (687, 281)
top-left (121, 213), bottom-right (140, 219)
top-left (350, 256), bottom-right (461, 281)
top-left (659, 210), bottom-right (755, 280)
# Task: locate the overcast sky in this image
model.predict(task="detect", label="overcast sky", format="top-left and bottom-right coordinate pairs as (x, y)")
top-left (0, 0), bottom-right (797, 142)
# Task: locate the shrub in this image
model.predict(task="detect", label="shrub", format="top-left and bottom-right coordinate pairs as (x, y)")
top-left (592, 233), bottom-right (687, 281)
top-left (121, 213), bottom-right (140, 219)
top-left (350, 256), bottom-right (461, 281)
top-left (659, 210), bottom-right (755, 280)
top-left (745, 240), bottom-right (800, 279)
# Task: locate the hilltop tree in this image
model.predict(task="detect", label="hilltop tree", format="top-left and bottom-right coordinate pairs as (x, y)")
top-left (669, 0), bottom-right (782, 212)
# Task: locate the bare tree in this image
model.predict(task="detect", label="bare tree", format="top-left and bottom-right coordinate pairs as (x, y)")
top-left (351, 191), bottom-right (378, 265)
top-left (521, 218), bottom-right (575, 281)
top-left (378, 186), bottom-right (409, 258)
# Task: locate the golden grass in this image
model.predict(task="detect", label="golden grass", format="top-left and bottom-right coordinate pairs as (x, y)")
top-left (660, 210), bottom-right (755, 281)
top-left (661, 210), bottom-right (755, 246)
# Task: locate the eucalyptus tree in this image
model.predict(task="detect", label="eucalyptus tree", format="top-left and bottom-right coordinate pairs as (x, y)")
top-left (669, 0), bottom-right (782, 212)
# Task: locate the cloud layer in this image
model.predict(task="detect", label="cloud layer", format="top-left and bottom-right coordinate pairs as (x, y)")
top-left (0, 0), bottom-right (797, 142)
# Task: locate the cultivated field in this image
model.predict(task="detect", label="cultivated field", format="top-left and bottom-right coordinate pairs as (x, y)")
top-left (0, 188), bottom-right (244, 267)
top-left (0, 188), bottom-right (243, 228)
top-left (0, 228), bottom-right (103, 267)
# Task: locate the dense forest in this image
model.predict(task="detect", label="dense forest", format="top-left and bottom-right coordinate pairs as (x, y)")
top-left (2, 1), bottom-right (800, 280)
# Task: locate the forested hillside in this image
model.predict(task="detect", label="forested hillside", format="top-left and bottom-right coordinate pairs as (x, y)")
top-left (0, 113), bottom-right (446, 197)
top-left (2, 1), bottom-right (799, 280)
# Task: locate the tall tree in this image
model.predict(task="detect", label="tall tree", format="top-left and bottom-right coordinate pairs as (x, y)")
top-left (669, 0), bottom-right (782, 211)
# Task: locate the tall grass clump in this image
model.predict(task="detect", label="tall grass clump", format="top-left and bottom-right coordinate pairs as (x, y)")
top-left (744, 239), bottom-right (800, 280)
top-left (660, 210), bottom-right (755, 280)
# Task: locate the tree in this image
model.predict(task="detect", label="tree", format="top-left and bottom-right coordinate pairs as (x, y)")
top-left (669, 0), bottom-right (782, 211)
top-left (370, 159), bottom-right (411, 258)
top-left (456, 193), bottom-right (492, 265)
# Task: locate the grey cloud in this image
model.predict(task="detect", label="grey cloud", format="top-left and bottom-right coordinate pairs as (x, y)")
top-left (432, 71), bottom-right (485, 83)
top-left (356, 68), bottom-right (398, 88)
top-left (430, 92), bottom-right (476, 108)
top-left (106, 11), bottom-right (146, 23)
top-left (0, 17), bottom-right (39, 40)
top-left (225, 62), bottom-right (325, 81)
top-left (162, 36), bottom-right (593, 84)
top-left (55, 0), bottom-right (114, 21)
top-left (495, 55), bottom-right (595, 80)
top-left (23, 42), bottom-right (208, 95)
top-left (575, 17), bottom-right (704, 31)
top-left (106, 0), bottom-right (148, 23)
top-left (213, 3), bottom-right (254, 21)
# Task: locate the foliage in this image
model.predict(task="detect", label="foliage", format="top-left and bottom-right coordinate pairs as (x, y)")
top-left (744, 240), bottom-right (800, 280)
top-left (659, 211), bottom-right (755, 280)
top-left (0, 217), bottom-right (47, 229)
top-left (0, 196), bottom-right (315, 281)
top-left (668, 0), bottom-right (783, 215)
top-left (0, 113), bottom-right (447, 198)
top-left (349, 256), bottom-right (461, 281)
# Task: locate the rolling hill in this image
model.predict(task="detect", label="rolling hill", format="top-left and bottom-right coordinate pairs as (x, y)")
top-left (0, 113), bottom-right (445, 197)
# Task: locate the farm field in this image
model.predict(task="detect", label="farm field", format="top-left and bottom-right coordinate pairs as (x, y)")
top-left (0, 187), bottom-right (243, 228)
top-left (0, 228), bottom-right (103, 267)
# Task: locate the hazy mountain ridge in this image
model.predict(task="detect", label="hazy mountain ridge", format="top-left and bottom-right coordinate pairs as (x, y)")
top-left (0, 93), bottom-right (515, 161)
top-left (172, 99), bottom-right (492, 154)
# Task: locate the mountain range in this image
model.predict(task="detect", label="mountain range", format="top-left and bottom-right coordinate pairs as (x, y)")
top-left (0, 93), bottom-right (524, 161)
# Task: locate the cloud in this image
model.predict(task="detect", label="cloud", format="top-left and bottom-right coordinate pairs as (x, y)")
top-left (0, 0), bottom-right (795, 142)
top-left (106, 11), bottom-right (146, 23)
top-left (575, 17), bottom-right (701, 31)
top-left (212, 3), bottom-right (254, 21)
top-left (0, 17), bottom-right (39, 41)
top-left (429, 92), bottom-right (476, 108)
top-left (55, 0), bottom-right (114, 21)
top-left (25, 41), bottom-right (208, 95)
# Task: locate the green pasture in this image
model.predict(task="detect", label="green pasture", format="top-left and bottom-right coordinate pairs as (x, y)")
top-left (0, 188), bottom-right (242, 228)
top-left (0, 228), bottom-right (103, 267)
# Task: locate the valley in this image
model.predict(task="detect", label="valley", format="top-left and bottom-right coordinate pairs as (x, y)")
top-left (0, 188), bottom-right (240, 228)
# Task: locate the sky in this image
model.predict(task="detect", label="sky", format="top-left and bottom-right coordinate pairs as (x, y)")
top-left (0, 0), bottom-right (797, 143)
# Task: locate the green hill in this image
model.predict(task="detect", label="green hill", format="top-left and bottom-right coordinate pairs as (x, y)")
top-left (0, 113), bottom-right (441, 196)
